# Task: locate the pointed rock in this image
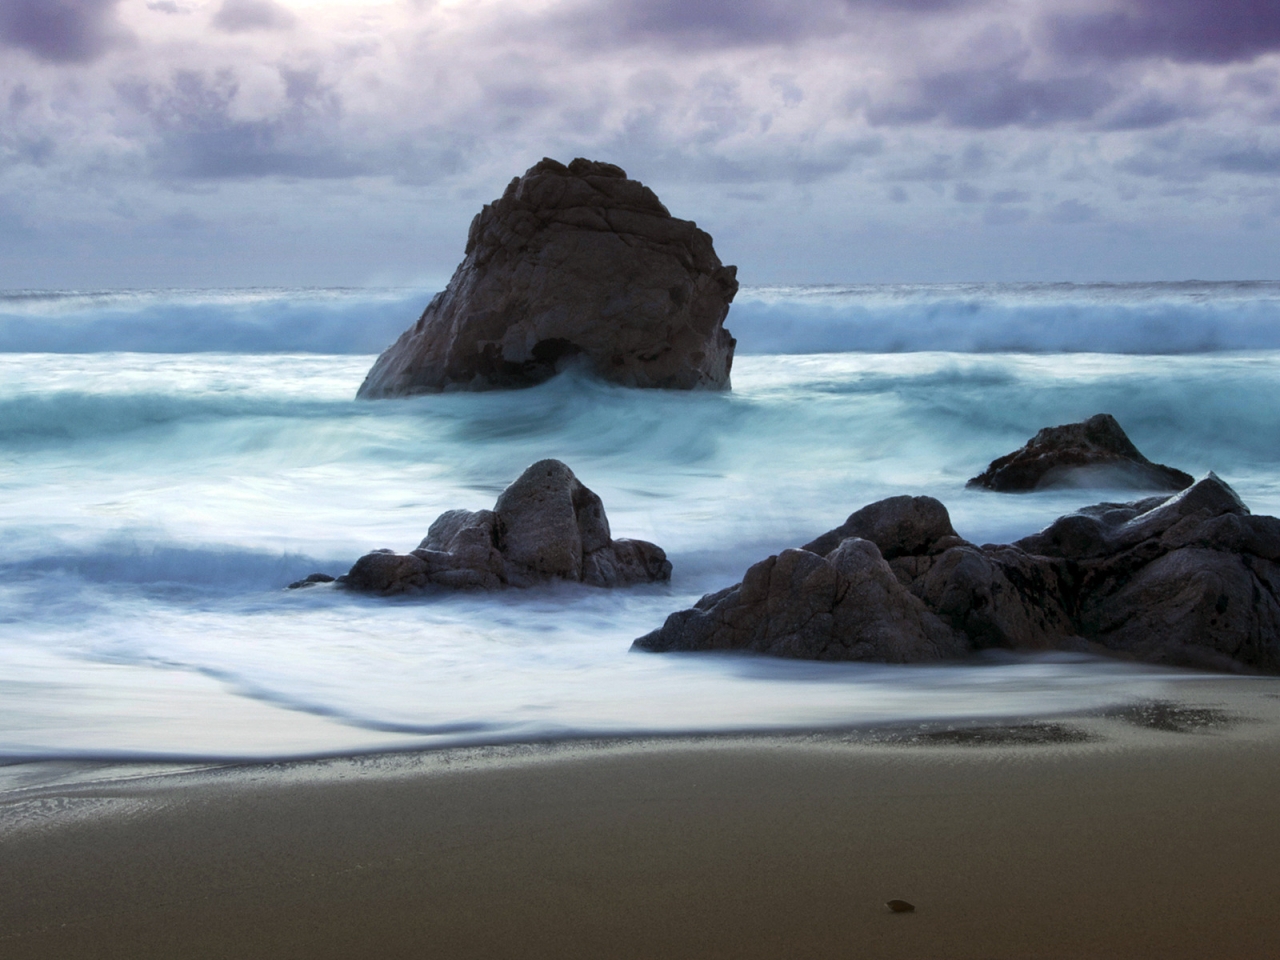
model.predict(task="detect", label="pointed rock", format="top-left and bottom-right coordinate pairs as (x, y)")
top-left (968, 414), bottom-right (1193, 492)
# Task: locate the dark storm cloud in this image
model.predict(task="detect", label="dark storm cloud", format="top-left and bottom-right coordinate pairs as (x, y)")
top-left (129, 69), bottom-right (359, 180)
top-left (561, 0), bottom-right (977, 49)
top-left (1047, 0), bottom-right (1280, 65)
top-left (869, 62), bottom-right (1116, 129)
top-left (599, 0), bottom-right (824, 46)
top-left (1095, 93), bottom-right (1195, 131)
top-left (1213, 147), bottom-right (1280, 175)
top-left (0, 0), bottom-right (126, 64)
top-left (211, 0), bottom-right (296, 34)
top-left (118, 67), bottom-right (473, 185)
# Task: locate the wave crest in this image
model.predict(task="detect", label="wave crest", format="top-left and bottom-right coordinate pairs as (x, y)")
top-left (4, 282), bottom-right (1280, 355)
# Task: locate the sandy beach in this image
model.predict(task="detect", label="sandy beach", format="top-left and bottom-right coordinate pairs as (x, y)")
top-left (3, 677), bottom-right (1279, 959)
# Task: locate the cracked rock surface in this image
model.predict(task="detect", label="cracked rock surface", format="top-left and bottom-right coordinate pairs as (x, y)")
top-left (635, 474), bottom-right (1280, 673)
top-left (357, 157), bottom-right (738, 397)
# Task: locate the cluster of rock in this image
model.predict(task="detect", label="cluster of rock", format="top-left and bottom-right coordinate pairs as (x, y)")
top-left (329, 154), bottom-right (1275, 675)
top-left (968, 413), bottom-right (1193, 492)
top-left (295, 460), bottom-right (671, 594)
top-left (634, 474), bottom-right (1280, 674)
top-left (357, 157), bottom-right (739, 398)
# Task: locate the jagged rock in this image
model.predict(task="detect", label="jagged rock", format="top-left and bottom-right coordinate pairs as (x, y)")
top-left (331, 459), bottom-right (671, 595)
top-left (1021, 473), bottom-right (1280, 671)
top-left (357, 157), bottom-right (738, 398)
top-left (908, 544), bottom-right (1079, 651)
top-left (635, 474), bottom-right (1280, 673)
top-left (967, 413), bottom-right (1193, 492)
top-left (634, 539), bottom-right (966, 662)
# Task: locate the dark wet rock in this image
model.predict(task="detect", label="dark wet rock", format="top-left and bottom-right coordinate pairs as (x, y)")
top-left (1076, 547), bottom-right (1280, 672)
top-left (1102, 700), bottom-right (1239, 733)
top-left (801, 495), bottom-right (961, 560)
top-left (634, 538), bottom-right (968, 662)
top-left (357, 157), bottom-right (738, 398)
top-left (337, 459), bottom-right (670, 595)
top-left (635, 473), bottom-right (1280, 673)
top-left (909, 544), bottom-right (1078, 651)
top-left (287, 572), bottom-right (336, 589)
top-left (967, 413), bottom-right (1193, 492)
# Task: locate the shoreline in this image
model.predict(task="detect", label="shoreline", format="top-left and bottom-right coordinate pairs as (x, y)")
top-left (0, 664), bottom-right (1257, 785)
top-left (5, 677), bottom-right (1280, 959)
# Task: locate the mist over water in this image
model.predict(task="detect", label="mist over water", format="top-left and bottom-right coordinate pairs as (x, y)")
top-left (3, 283), bottom-right (1279, 759)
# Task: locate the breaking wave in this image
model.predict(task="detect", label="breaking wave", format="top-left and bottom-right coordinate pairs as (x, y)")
top-left (730, 281), bottom-right (1280, 354)
top-left (0, 287), bottom-right (425, 354)
top-left (3, 282), bottom-right (1280, 355)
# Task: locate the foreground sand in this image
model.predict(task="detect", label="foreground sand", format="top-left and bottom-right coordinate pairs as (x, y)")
top-left (3, 678), bottom-right (1280, 959)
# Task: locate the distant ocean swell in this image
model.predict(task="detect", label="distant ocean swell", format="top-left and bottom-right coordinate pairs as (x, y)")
top-left (731, 282), bottom-right (1280, 354)
top-left (3, 282), bottom-right (1280, 355)
top-left (0, 288), bottom-right (426, 354)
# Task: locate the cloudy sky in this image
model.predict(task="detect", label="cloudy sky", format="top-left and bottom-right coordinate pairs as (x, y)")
top-left (2, 0), bottom-right (1279, 287)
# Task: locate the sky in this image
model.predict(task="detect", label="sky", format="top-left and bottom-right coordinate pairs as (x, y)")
top-left (2, 0), bottom-right (1279, 287)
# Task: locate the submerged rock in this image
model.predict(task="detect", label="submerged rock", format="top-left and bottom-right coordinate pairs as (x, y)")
top-left (326, 459), bottom-right (670, 595)
top-left (357, 157), bottom-right (739, 398)
top-left (635, 474), bottom-right (1280, 673)
top-left (287, 572), bottom-right (336, 589)
top-left (967, 413), bottom-right (1193, 492)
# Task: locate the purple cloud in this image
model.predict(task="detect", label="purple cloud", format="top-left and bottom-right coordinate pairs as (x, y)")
top-left (211, 0), bottom-right (296, 34)
top-left (0, 0), bottom-right (125, 63)
top-left (130, 69), bottom-right (357, 179)
top-left (562, 0), bottom-right (976, 49)
top-left (1047, 0), bottom-right (1280, 65)
top-left (869, 62), bottom-right (1116, 129)
top-left (1096, 93), bottom-right (1194, 131)
top-left (1214, 147), bottom-right (1280, 175)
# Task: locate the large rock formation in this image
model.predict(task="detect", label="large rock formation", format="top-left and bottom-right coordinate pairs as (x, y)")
top-left (968, 414), bottom-right (1193, 492)
top-left (635, 474), bottom-right (1280, 673)
top-left (357, 158), bottom-right (739, 398)
top-left (302, 460), bottom-right (671, 594)
top-left (634, 536), bottom-right (969, 663)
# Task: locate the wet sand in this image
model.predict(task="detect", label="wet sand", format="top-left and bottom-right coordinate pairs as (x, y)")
top-left (3, 678), bottom-right (1280, 959)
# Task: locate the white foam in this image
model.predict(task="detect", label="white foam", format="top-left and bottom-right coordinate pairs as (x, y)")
top-left (2, 348), bottom-right (1279, 759)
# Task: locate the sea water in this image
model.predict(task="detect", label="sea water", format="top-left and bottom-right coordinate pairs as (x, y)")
top-left (3, 283), bottom-right (1280, 760)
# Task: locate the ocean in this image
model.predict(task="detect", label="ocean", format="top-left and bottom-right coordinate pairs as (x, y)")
top-left (4, 282), bottom-right (1280, 760)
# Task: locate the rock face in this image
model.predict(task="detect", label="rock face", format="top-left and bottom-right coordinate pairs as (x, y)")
top-left (328, 460), bottom-right (671, 594)
top-left (635, 474), bottom-right (1280, 673)
top-left (967, 414), bottom-right (1193, 492)
top-left (357, 158), bottom-right (739, 398)
top-left (638, 537), bottom-right (968, 663)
